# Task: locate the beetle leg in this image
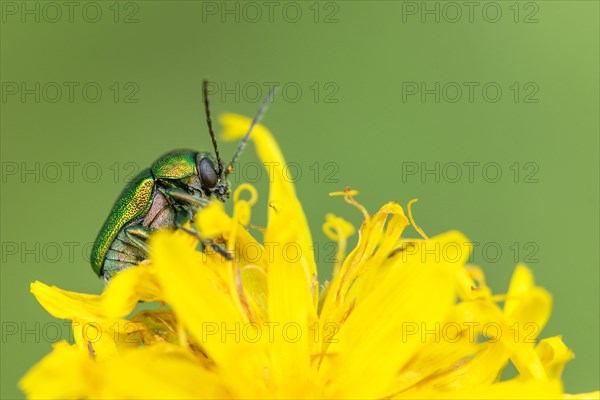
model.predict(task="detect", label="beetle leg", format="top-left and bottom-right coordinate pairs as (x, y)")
top-left (124, 225), bottom-right (152, 253)
top-left (203, 237), bottom-right (234, 262)
top-left (157, 186), bottom-right (231, 261)
top-left (177, 219), bottom-right (233, 262)
top-left (162, 187), bottom-right (210, 210)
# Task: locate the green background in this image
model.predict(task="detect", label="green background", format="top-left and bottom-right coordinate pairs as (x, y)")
top-left (1, 1), bottom-right (598, 397)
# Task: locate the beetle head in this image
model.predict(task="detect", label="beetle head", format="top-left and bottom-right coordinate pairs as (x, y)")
top-left (196, 155), bottom-right (230, 201)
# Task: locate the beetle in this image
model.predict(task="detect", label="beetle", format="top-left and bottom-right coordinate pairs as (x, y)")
top-left (90, 80), bottom-right (275, 282)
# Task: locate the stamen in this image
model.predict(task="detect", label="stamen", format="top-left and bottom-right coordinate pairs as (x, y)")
top-left (310, 274), bottom-right (319, 302)
top-left (329, 188), bottom-right (359, 197)
top-left (322, 214), bottom-right (355, 275)
top-left (407, 199), bottom-right (429, 240)
top-left (246, 223), bottom-right (265, 232)
top-left (339, 298), bottom-right (356, 324)
top-left (233, 184), bottom-right (258, 207)
top-left (322, 214), bottom-right (354, 241)
top-left (329, 187), bottom-right (369, 221)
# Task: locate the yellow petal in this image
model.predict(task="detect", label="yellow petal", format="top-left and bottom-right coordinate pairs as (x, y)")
top-left (319, 231), bottom-right (468, 398)
top-left (425, 298), bottom-right (548, 389)
top-left (220, 113), bottom-right (317, 293)
top-left (30, 281), bottom-right (143, 356)
top-left (392, 330), bottom-right (479, 394)
top-left (396, 378), bottom-right (563, 399)
top-left (195, 197), bottom-right (268, 270)
top-left (20, 341), bottom-right (229, 400)
top-left (149, 230), bottom-right (269, 396)
top-left (240, 265), bottom-right (269, 323)
top-left (319, 201), bottom-right (409, 330)
top-left (536, 336), bottom-right (574, 379)
top-left (30, 281), bottom-right (104, 322)
top-left (454, 264), bottom-right (494, 301)
top-left (102, 264), bottom-right (162, 317)
top-left (505, 264), bottom-right (535, 316)
top-left (19, 341), bottom-right (96, 399)
top-left (194, 201), bottom-right (231, 238)
top-left (265, 219), bottom-right (318, 396)
top-left (564, 392), bottom-right (600, 399)
top-left (99, 343), bottom-right (227, 399)
top-left (150, 231), bottom-right (244, 350)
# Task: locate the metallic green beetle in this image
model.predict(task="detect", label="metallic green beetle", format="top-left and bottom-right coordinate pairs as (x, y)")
top-left (91, 80), bottom-right (275, 282)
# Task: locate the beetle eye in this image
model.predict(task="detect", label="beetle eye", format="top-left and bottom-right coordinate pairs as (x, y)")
top-left (199, 158), bottom-right (218, 188)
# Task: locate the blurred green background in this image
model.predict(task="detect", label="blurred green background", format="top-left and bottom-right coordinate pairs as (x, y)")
top-left (1, 1), bottom-right (598, 397)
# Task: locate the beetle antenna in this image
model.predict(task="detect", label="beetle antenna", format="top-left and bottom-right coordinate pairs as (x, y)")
top-left (203, 79), bottom-right (225, 177)
top-left (225, 85), bottom-right (278, 176)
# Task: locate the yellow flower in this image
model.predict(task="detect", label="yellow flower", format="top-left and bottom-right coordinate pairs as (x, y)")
top-left (20, 114), bottom-right (599, 400)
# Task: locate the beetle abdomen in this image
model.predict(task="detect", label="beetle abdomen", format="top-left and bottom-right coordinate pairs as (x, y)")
top-left (142, 191), bottom-right (175, 229)
top-left (100, 190), bottom-right (178, 281)
top-left (91, 169), bottom-right (155, 276)
top-left (102, 222), bottom-right (147, 282)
